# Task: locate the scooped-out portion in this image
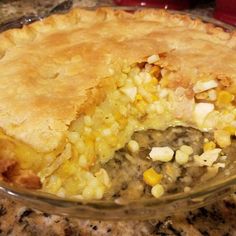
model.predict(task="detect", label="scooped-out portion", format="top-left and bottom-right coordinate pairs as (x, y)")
top-left (103, 126), bottom-right (233, 201)
top-left (25, 56), bottom-right (234, 200)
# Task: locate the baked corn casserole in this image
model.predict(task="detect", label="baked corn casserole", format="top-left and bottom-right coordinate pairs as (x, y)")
top-left (0, 8), bottom-right (235, 200)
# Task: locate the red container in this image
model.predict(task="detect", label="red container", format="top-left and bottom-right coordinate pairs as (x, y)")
top-left (214, 0), bottom-right (236, 26)
top-left (114, 0), bottom-right (192, 10)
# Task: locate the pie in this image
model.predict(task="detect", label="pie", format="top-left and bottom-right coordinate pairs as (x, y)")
top-left (0, 8), bottom-right (235, 200)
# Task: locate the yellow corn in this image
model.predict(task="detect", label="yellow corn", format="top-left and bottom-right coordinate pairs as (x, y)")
top-left (203, 141), bottom-right (216, 152)
top-left (122, 65), bottom-right (131, 74)
top-left (217, 91), bottom-right (234, 106)
top-left (224, 126), bottom-right (236, 135)
top-left (180, 145), bottom-right (193, 155)
top-left (150, 77), bottom-right (159, 86)
top-left (143, 75), bottom-right (158, 85)
top-left (214, 130), bottom-right (231, 148)
top-left (135, 94), bottom-right (143, 101)
top-left (143, 168), bottom-right (162, 186)
top-left (160, 77), bottom-right (169, 87)
top-left (151, 94), bottom-right (158, 101)
top-left (61, 162), bottom-right (77, 176)
top-left (137, 100), bottom-right (147, 113)
top-left (46, 175), bottom-right (62, 193)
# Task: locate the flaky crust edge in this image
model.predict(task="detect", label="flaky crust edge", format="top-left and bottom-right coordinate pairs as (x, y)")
top-left (0, 7), bottom-right (236, 54)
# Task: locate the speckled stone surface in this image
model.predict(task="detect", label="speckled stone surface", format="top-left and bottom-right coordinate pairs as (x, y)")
top-left (0, 0), bottom-right (113, 24)
top-left (0, 1), bottom-right (236, 235)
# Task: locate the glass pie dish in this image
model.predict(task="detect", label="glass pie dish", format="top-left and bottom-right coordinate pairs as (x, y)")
top-left (0, 7), bottom-right (235, 220)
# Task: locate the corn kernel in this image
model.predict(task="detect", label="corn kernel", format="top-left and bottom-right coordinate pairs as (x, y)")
top-left (217, 91), bottom-right (234, 106)
top-left (180, 145), bottom-right (193, 155)
top-left (158, 87), bottom-right (169, 98)
top-left (95, 169), bottom-right (111, 188)
top-left (223, 113), bottom-right (234, 125)
top-left (140, 71), bottom-right (152, 83)
top-left (125, 153), bottom-right (136, 164)
top-left (122, 65), bottom-right (131, 74)
top-left (224, 126), bottom-right (236, 135)
top-left (68, 132), bottom-right (79, 144)
top-left (75, 140), bottom-right (85, 153)
top-left (84, 127), bottom-right (92, 135)
top-left (137, 100), bottom-right (147, 113)
top-left (78, 155), bottom-right (88, 168)
top-left (135, 94), bottom-right (143, 101)
top-left (94, 185), bottom-right (105, 199)
top-left (127, 140), bottom-right (140, 153)
top-left (102, 129), bottom-right (111, 136)
top-left (151, 94), bottom-right (158, 101)
top-left (108, 136), bottom-right (118, 147)
top-left (46, 175), bottom-right (62, 193)
top-left (203, 141), bottom-right (216, 152)
top-left (134, 74), bottom-right (142, 85)
top-left (84, 116), bottom-right (93, 126)
top-left (160, 76), bottom-right (169, 87)
top-left (184, 186), bottom-right (191, 193)
top-left (175, 150), bottom-right (189, 165)
top-left (143, 168), bottom-right (162, 186)
top-left (204, 138), bottom-right (209, 143)
top-left (214, 130), bottom-right (231, 148)
top-left (151, 184), bottom-right (164, 198)
top-left (120, 87), bottom-right (137, 102)
top-left (59, 161), bottom-right (76, 176)
top-left (153, 101), bottom-right (164, 114)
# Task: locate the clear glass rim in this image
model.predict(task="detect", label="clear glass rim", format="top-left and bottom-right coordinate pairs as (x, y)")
top-left (0, 7), bottom-right (235, 219)
top-left (1, 174), bottom-right (236, 207)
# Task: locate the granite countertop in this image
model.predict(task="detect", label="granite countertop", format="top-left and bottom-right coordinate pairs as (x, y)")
top-left (0, 192), bottom-right (234, 236)
top-left (0, 194), bottom-right (235, 235)
top-left (0, 1), bottom-right (236, 235)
